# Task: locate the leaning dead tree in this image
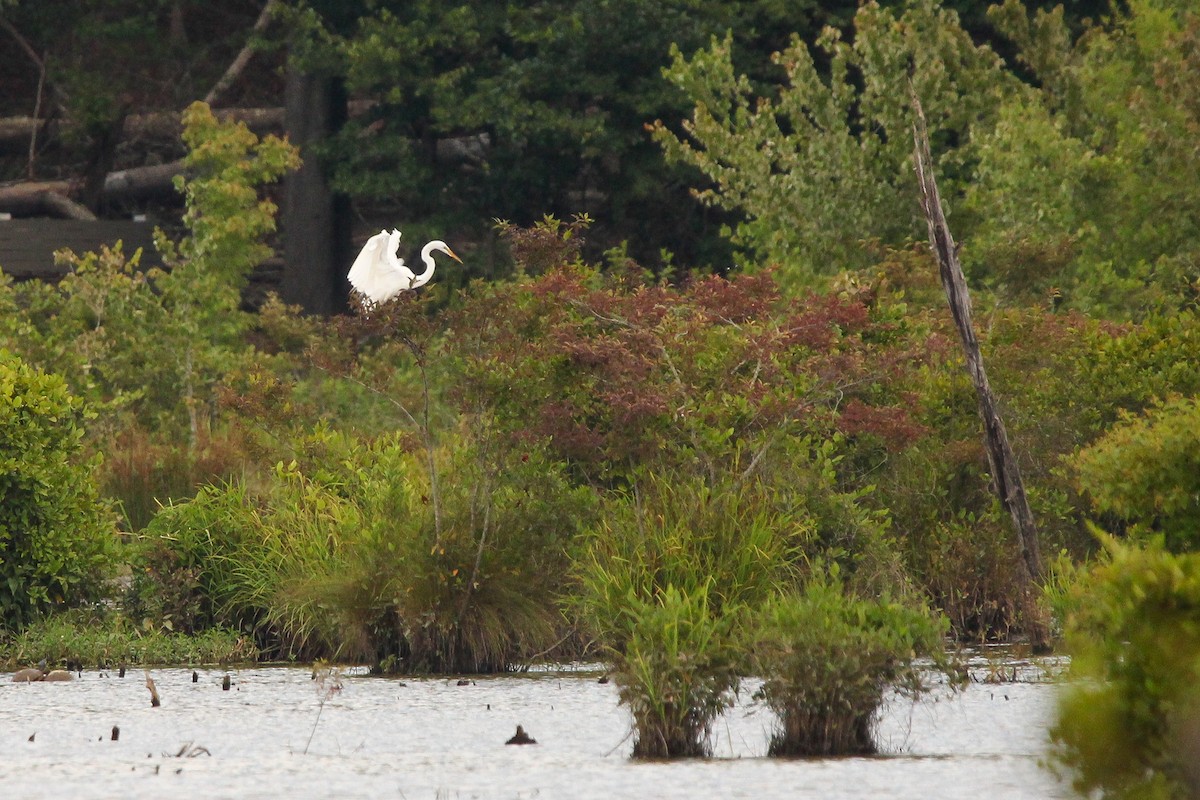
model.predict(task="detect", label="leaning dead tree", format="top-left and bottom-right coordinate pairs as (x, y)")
top-left (909, 89), bottom-right (1046, 622)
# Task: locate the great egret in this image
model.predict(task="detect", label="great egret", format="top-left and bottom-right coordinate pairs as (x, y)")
top-left (347, 228), bottom-right (462, 306)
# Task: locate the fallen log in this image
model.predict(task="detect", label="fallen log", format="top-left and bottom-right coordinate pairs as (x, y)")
top-left (0, 101), bottom-right (378, 152)
top-left (0, 160), bottom-right (185, 215)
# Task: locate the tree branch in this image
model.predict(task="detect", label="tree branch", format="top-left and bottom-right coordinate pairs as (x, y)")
top-left (203, 0), bottom-right (280, 108)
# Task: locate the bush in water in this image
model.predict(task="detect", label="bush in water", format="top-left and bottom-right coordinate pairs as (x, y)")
top-left (747, 574), bottom-right (949, 756)
top-left (572, 470), bottom-right (804, 757)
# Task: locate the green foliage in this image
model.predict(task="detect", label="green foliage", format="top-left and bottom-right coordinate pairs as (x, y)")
top-left (1051, 536), bottom-right (1200, 799)
top-left (967, 0), bottom-right (1200, 317)
top-left (607, 583), bottom-right (742, 758)
top-left (284, 0), bottom-right (847, 266)
top-left (1074, 396), bottom-right (1200, 551)
top-left (749, 575), bottom-right (949, 756)
top-left (149, 101), bottom-right (299, 445)
top-left (572, 470), bottom-right (803, 757)
top-left (0, 103), bottom-right (297, 442)
top-left (136, 427), bottom-right (596, 671)
top-left (870, 299), bottom-right (1200, 638)
top-left (0, 610), bottom-right (256, 669)
top-left (654, 0), bottom-right (1016, 286)
top-left (0, 102), bottom-right (298, 529)
top-left (0, 350), bottom-right (117, 630)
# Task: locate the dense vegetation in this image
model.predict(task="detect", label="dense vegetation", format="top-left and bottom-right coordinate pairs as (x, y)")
top-left (1, 0), bottom-right (1199, 779)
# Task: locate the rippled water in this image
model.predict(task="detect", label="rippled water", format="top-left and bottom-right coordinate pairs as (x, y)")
top-left (0, 656), bottom-right (1070, 799)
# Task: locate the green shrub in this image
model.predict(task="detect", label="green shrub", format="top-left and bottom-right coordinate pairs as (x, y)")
top-left (128, 479), bottom-right (263, 637)
top-left (1074, 396), bottom-right (1200, 552)
top-left (1051, 536), bottom-right (1200, 799)
top-left (572, 471), bottom-right (805, 757)
top-left (748, 576), bottom-right (949, 756)
top-left (0, 350), bottom-right (117, 630)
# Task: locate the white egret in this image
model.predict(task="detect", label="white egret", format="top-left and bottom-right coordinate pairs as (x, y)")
top-left (347, 228), bottom-right (462, 306)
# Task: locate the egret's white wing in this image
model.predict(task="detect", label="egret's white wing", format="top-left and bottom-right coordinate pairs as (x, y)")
top-left (348, 229), bottom-right (416, 304)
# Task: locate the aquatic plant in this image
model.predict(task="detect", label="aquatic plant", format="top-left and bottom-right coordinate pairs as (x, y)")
top-left (612, 583), bottom-right (741, 758)
top-left (136, 424), bottom-right (595, 672)
top-left (746, 574), bottom-right (949, 756)
top-left (573, 470), bottom-right (804, 757)
top-left (0, 610), bottom-right (256, 669)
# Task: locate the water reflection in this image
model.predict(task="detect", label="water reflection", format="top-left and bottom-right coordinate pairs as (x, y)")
top-left (0, 659), bottom-right (1069, 799)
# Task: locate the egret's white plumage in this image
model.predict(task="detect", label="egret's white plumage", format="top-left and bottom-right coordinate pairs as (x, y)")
top-left (348, 228), bottom-right (461, 306)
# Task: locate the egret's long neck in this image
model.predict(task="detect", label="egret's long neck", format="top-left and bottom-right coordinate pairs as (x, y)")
top-left (414, 241), bottom-right (438, 287)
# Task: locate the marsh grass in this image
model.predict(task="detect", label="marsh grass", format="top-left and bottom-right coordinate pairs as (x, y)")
top-left (0, 611), bottom-right (256, 669)
top-left (137, 426), bottom-right (595, 672)
top-left (614, 583), bottom-right (741, 758)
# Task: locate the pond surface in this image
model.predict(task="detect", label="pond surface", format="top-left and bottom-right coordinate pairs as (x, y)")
top-left (0, 655), bottom-right (1071, 799)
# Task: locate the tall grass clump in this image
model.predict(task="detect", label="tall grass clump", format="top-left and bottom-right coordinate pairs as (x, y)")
top-left (136, 426), bottom-right (596, 671)
top-left (573, 471), bottom-right (806, 758)
top-left (129, 479), bottom-right (268, 638)
top-left (747, 574), bottom-right (949, 756)
top-left (271, 427), bottom-right (596, 672)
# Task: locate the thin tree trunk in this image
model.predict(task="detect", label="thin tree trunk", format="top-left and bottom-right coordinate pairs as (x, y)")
top-left (280, 65), bottom-right (350, 314)
top-left (909, 87), bottom-right (1047, 643)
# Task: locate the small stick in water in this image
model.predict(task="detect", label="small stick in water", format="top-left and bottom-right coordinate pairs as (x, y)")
top-left (222, 674), bottom-right (231, 691)
top-left (111, 726), bottom-right (120, 741)
top-left (145, 672), bottom-right (161, 707)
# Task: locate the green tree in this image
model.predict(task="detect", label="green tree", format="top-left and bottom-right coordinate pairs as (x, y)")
top-left (1074, 396), bottom-right (1200, 552)
top-left (965, 0), bottom-right (1200, 317)
top-left (280, 0), bottom-right (856, 268)
top-left (652, 0), bottom-right (1019, 287)
top-left (1052, 537), bottom-right (1200, 799)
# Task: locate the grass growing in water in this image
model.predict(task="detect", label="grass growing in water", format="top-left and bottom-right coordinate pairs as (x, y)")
top-left (0, 611), bottom-right (256, 669)
top-left (134, 427), bottom-right (596, 672)
top-left (612, 583), bottom-right (741, 757)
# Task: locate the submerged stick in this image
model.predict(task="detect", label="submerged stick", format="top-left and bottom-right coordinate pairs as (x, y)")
top-left (145, 671), bottom-right (161, 707)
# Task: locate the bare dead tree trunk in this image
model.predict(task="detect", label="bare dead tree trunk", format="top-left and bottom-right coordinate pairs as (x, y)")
top-left (909, 88), bottom-right (1047, 644)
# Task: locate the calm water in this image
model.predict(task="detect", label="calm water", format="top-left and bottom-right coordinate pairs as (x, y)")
top-left (0, 656), bottom-right (1070, 799)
